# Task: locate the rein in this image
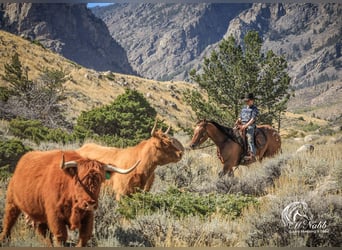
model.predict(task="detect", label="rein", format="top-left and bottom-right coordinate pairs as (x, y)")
top-left (195, 143), bottom-right (216, 149)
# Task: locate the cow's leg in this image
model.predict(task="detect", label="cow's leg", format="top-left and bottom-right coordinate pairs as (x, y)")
top-left (77, 212), bottom-right (94, 247)
top-left (36, 223), bottom-right (53, 247)
top-left (0, 201), bottom-right (21, 242)
top-left (143, 173), bottom-right (155, 192)
top-left (46, 214), bottom-right (68, 246)
top-left (128, 174), bottom-right (142, 193)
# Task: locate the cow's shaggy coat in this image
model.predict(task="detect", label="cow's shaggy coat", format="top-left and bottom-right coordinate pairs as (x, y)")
top-left (77, 128), bottom-right (184, 200)
top-left (0, 150), bottom-right (135, 246)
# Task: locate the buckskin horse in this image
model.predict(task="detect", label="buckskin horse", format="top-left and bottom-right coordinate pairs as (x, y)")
top-left (190, 119), bottom-right (281, 177)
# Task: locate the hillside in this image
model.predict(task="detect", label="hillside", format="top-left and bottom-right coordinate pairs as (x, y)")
top-left (1, 3), bottom-right (341, 122)
top-left (0, 3), bottom-right (135, 75)
top-left (0, 30), bottom-right (195, 130)
top-left (0, 30), bottom-right (338, 135)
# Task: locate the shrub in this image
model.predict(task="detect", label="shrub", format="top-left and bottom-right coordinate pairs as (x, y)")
top-left (243, 195), bottom-right (342, 247)
top-left (93, 188), bottom-right (152, 247)
top-left (117, 187), bottom-right (258, 220)
top-left (215, 154), bottom-right (290, 196)
top-left (302, 121), bottom-right (320, 132)
top-left (9, 118), bottom-right (73, 145)
top-left (0, 138), bottom-right (32, 173)
top-left (76, 89), bottom-right (158, 147)
top-left (0, 86), bottom-right (13, 102)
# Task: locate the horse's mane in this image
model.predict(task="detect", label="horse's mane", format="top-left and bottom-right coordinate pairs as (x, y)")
top-left (201, 120), bottom-right (245, 158)
top-left (208, 120), bottom-right (238, 141)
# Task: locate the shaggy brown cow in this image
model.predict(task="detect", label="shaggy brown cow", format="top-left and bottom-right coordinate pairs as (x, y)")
top-left (77, 121), bottom-right (184, 200)
top-left (0, 150), bottom-right (139, 247)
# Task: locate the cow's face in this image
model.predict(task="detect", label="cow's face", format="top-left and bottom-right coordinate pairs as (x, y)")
top-left (153, 130), bottom-right (184, 164)
top-left (67, 160), bottom-right (105, 211)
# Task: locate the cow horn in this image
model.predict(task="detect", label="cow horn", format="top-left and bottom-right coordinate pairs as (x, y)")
top-left (60, 152), bottom-right (78, 169)
top-left (164, 125), bottom-right (171, 135)
top-left (61, 161), bottom-right (78, 169)
top-left (150, 118), bottom-right (158, 136)
top-left (104, 160), bottom-right (140, 174)
top-left (60, 153), bottom-right (65, 168)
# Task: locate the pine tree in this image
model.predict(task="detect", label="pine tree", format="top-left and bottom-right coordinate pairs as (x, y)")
top-left (1, 53), bottom-right (67, 127)
top-left (76, 89), bottom-right (160, 146)
top-left (1, 52), bottom-right (34, 102)
top-left (184, 31), bottom-right (293, 129)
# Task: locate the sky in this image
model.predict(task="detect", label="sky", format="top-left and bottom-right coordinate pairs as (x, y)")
top-left (87, 3), bottom-right (114, 8)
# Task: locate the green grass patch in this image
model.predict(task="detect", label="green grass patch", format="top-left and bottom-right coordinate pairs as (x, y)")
top-left (302, 121), bottom-right (320, 132)
top-left (117, 187), bottom-right (258, 220)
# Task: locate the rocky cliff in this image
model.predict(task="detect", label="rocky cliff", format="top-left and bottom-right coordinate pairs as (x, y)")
top-left (92, 3), bottom-right (250, 80)
top-left (93, 3), bottom-right (341, 85)
top-left (225, 3), bottom-right (341, 89)
top-left (0, 3), bottom-right (135, 75)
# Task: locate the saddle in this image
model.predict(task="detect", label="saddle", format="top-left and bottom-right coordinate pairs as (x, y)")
top-left (235, 125), bottom-right (267, 161)
top-left (214, 123), bottom-right (266, 165)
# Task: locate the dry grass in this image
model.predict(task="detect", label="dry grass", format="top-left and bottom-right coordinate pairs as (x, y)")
top-left (0, 132), bottom-right (341, 247)
top-left (0, 30), bottom-right (196, 129)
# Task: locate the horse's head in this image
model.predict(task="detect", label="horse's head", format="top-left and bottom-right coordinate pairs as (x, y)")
top-left (190, 120), bottom-right (209, 149)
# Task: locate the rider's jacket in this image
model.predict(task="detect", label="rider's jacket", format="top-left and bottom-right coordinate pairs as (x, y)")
top-left (240, 104), bottom-right (259, 125)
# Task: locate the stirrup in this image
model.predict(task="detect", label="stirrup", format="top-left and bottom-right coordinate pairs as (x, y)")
top-left (243, 154), bottom-right (256, 163)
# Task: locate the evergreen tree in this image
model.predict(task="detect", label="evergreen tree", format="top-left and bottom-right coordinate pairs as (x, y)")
top-left (1, 52), bottom-right (34, 102)
top-left (76, 89), bottom-right (159, 146)
top-left (0, 53), bottom-right (67, 127)
top-left (184, 31), bottom-right (293, 128)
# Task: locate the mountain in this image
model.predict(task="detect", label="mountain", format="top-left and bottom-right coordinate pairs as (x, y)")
top-left (0, 3), bottom-right (135, 75)
top-left (93, 3), bottom-right (342, 120)
top-left (92, 3), bottom-right (251, 80)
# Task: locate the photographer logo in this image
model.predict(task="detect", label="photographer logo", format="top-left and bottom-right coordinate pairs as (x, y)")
top-left (281, 201), bottom-right (328, 234)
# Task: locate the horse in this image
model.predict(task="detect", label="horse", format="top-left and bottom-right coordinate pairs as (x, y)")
top-left (189, 119), bottom-right (281, 177)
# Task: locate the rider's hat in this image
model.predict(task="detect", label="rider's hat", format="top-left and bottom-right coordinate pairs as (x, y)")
top-left (243, 93), bottom-right (255, 101)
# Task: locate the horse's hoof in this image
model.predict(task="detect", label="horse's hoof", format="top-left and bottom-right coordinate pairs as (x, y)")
top-left (218, 170), bottom-right (226, 178)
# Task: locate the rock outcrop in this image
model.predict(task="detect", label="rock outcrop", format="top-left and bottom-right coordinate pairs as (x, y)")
top-left (93, 3), bottom-right (341, 86)
top-left (92, 3), bottom-right (250, 80)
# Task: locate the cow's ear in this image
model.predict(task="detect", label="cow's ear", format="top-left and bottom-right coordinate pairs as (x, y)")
top-left (64, 167), bottom-right (77, 177)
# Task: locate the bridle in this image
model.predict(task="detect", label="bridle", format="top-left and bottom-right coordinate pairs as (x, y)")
top-left (191, 121), bottom-right (215, 149)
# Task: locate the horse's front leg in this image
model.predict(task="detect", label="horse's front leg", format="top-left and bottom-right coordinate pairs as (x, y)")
top-left (218, 161), bottom-right (235, 178)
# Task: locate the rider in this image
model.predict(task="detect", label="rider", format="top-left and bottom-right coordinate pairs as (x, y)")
top-left (235, 93), bottom-right (259, 163)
